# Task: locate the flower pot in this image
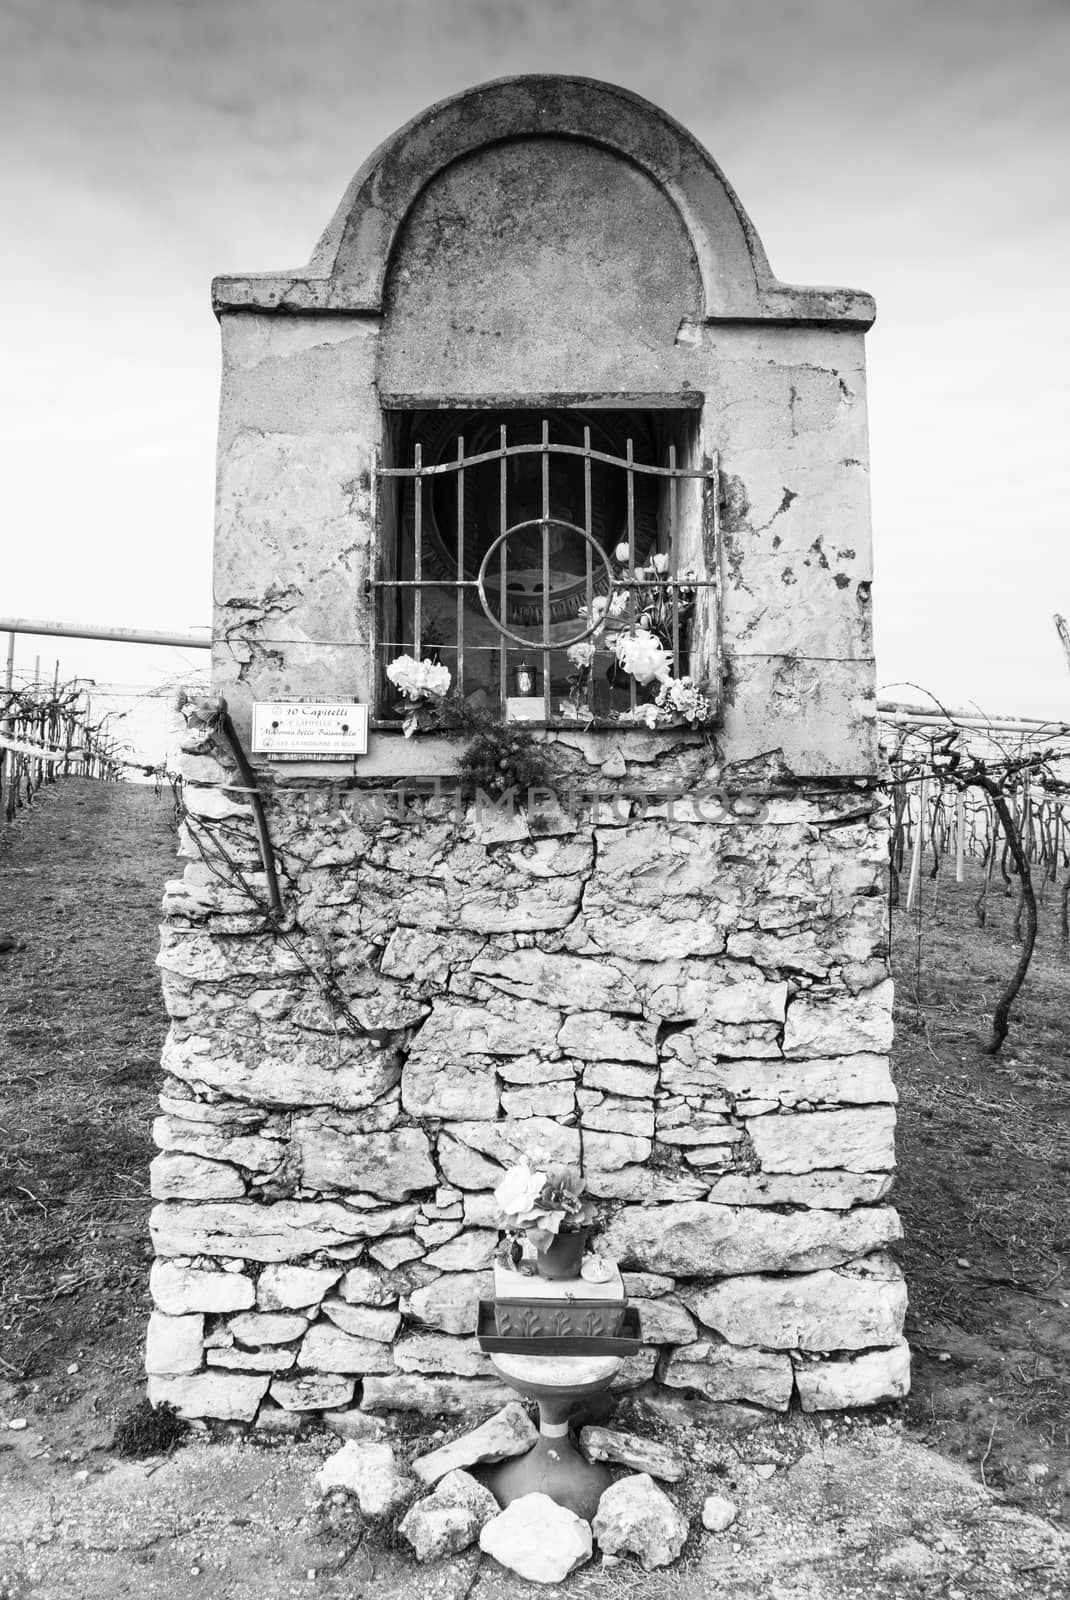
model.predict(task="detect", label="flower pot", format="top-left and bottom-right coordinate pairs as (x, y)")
top-left (534, 1227), bottom-right (588, 1281)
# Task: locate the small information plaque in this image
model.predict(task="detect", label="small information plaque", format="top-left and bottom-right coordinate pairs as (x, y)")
top-left (251, 701), bottom-right (369, 760)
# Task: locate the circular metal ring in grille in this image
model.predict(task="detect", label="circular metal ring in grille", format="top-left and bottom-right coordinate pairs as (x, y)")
top-left (476, 519), bottom-right (617, 650)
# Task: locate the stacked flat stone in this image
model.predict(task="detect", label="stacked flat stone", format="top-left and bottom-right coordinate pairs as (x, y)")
top-left (148, 737), bottom-right (907, 1424)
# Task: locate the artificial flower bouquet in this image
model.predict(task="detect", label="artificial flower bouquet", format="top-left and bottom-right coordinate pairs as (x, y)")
top-left (385, 654), bottom-right (452, 737)
top-left (566, 545), bottom-right (714, 726)
top-left (493, 1156), bottom-right (598, 1254)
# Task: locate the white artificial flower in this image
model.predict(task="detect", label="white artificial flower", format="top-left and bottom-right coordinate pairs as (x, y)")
top-left (567, 641), bottom-right (596, 670)
top-left (655, 675), bottom-right (711, 724)
top-left (615, 631), bottom-right (673, 686)
top-left (494, 1162), bottom-right (548, 1222)
top-left (651, 553), bottom-right (670, 574)
top-left (386, 655), bottom-right (451, 700)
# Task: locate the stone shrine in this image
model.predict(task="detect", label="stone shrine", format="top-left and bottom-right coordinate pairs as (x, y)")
top-left (148, 76), bottom-right (907, 1426)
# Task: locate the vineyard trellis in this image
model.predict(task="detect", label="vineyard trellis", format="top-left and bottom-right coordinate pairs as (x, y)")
top-left (0, 678), bottom-right (129, 823)
top-left (882, 696), bottom-right (1070, 1055)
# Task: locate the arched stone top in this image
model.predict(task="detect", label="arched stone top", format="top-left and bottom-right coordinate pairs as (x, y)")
top-left (213, 76), bottom-right (874, 327)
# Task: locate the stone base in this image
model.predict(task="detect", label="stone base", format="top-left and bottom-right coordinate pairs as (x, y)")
top-left (149, 760), bottom-right (905, 1420)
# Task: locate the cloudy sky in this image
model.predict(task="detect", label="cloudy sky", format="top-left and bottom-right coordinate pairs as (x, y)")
top-left (2, 0), bottom-right (1069, 757)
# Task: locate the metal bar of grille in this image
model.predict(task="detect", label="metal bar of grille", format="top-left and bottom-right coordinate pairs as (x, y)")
top-left (379, 443), bottom-right (713, 479)
top-left (584, 425), bottom-right (594, 715)
top-left (456, 435), bottom-right (465, 696)
top-left (413, 442), bottom-right (422, 658)
top-left (627, 437), bottom-right (636, 712)
top-left (499, 424), bottom-right (507, 711)
top-left (669, 441), bottom-right (680, 677)
top-left (541, 418), bottom-right (551, 724)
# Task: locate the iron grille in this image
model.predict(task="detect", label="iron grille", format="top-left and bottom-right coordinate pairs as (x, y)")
top-left (373, 419), bottom-right (720, 728)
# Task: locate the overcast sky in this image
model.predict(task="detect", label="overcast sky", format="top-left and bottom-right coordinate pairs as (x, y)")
top-left (2, 0), bottom-right (1069, 757)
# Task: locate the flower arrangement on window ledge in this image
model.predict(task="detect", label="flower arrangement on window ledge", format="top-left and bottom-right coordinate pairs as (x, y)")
top-left (493, 1157), bottom-right (601, 1280)
top-left (566, 547), bottom-right (714, 729)
top-left (385, 654), bottom-right (453, 737)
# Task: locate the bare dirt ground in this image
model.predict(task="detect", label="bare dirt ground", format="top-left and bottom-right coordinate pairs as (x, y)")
top-left (0, 778), bottom-right (1067, 1598)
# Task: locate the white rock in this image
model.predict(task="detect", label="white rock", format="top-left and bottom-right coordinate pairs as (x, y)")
top-left (661, 1019), bottom-right (782, 1071)
top-left (289, 1124), bottom-right (436, 1199)
top-left (148, 1372), bottom-right (268, 1421)
top-left (394, 1334), bottom-right (490, 1379)
top-left (149, 1153), bottom-right (245, 1200)
top-left (145, 1311), bottom-right (204, 1375)
top-left (257, 1263), bottom-right (342, 1310)
top-left (610, 1348), bottom-right (659, 1388)
top-left (149, 1200), bottom-right (417, 1261)
top-left (270, 1374), bottom-right (356, 1411)
top-left (621, 1272), bottom-right (676, 1297)
top-left (424, 1230), bottom-right (498, 1272)
top-left (161, 1026), bottom-right (401, 1111)
top-left (782, 982), bottom-right (894, 1058)
top-left (704, 976), bottom-right (788, 1026)
top-left (592, 1473), bottom-right (689, 1569)
top-left (706, 1171), bottom-right (894, 1210)
top-left (793, 1340), bottom-right (911, 1410)
top-left (583, 1061), bottom-right (659, 1098)
top-left (398, 1469), bottom-right (499, 1561)
top-left (411, 998), bottom-right (561, 1060)
top-left (412, 1402), bottom-right (537, 1484)
top-left (498, 1053), bottom-right (579, 1085)
top-left (402, 1271), bottom-right (493, 1335)
top-left (701, 1494), bottom-right (737, 1532)
top-left (746, 1107), bottom-right (896, 1174)
top-left (501, 1082), bottom-right (576, 1118)
top-left (338, 1264), bottom-right (403, 1306)
top-left (582, 1131), bottom-right (653, 1170)
top-left (604, 1202), bottom-right (902, 1276)
top-left (207, 1347), bottom-right (295, 1373)
top-left (586, 1167), bottom-right (707, 1204)
top-left (368, 1235), bottom-right (426, 1268)
top-left (469, 949), bottom-right (642, 1014)
top-left (360, 1374), bottom-right (515, 1416)
top-left (701, 1053), bottom-right (897, 1106)
top-left (228, 1311), bottom-right (309, 1346)
top-left (558, 1012), bottom-right (658, 1064)
top-left (630, 1297), bottom-right (697, 1346)
top-left (181, 786), bottom-right (249, 822)
top-left (581, 1098), bottom-right (655, 1137)
top-left (298, 1325), bottom-right (397, 1374)
top-left (154, 1116), bottom-right (284, 1173)
top-left (150, 1261), bottom-right (255, 1315)
top-left (321, 1300), bottom-right (401, 1342)
top-left (380, 927), bottom-right (486, 986)
top-left (479, 1493), bottom-right (592, 1583)
top-left (687, 1255), bottom-right (907, 1350)
top-left (316, 1440), bottom-right (412, 1516)
top-left (580, 1427), bottom-right (687, 1482)
top-left (658, 1343), bottom-right (794, 1410)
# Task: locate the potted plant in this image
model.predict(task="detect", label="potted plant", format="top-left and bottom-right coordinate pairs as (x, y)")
top-left (493, 1158), bottom-right (599, 1281)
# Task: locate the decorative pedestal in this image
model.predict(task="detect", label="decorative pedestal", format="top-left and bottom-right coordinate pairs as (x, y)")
top-left (479, 1259), bottom-right (638, 1519)
top-left (484, 1352), bottom-right (623, 1521)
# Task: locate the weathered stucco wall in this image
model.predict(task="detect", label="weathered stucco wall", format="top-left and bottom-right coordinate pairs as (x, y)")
top-left (148, 734), bottom-right (905, 1426)
top-left (213, 306), bottom-right (876, 777)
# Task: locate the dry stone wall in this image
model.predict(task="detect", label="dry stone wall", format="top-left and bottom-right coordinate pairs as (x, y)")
top-left (148, 735), bottom-right (906, 1425)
